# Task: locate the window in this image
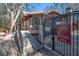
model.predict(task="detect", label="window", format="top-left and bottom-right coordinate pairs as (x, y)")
top-left (32, 17), bottom-right (40, 30)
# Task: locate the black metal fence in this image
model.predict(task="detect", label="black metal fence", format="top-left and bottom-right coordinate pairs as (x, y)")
top-left (51, 10), bottom-right (79, 56)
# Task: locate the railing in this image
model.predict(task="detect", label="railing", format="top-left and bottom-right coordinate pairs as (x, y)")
top-left (51, 10), bottom-right (79, 56)
top-left (27, 31), bottom-right (42, 51)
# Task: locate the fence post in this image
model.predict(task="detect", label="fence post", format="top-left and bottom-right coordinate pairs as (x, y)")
top-left (52, 19), bottom-right (55, 50)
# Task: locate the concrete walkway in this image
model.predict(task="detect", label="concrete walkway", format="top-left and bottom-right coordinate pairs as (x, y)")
top-left (31, 51), bottom-right (46, 56)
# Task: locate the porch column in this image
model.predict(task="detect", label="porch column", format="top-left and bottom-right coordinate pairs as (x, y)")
top-left (39, 16), bottom-right (44, 48)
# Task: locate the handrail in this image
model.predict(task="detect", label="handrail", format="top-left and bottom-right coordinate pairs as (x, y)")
top-left (26, 31), bottom-right (42, 51)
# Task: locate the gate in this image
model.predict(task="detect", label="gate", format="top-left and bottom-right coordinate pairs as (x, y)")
top-left (52, 10), bottom-right (79, 56)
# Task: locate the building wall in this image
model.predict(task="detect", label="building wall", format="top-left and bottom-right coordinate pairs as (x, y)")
top-left (43, 12), bottom-right (61, 36)
top-left (20, 11), bottom-right (61, 34)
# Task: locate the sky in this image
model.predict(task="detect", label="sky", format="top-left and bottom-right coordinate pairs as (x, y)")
top-left (26, 3), bottom-right (59, 11)
top-left (29, 3), bottom-right (54, 11)
top-left (24, 3), bottom-right (70, 13)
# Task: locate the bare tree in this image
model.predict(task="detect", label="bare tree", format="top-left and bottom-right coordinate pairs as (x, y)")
top-left (4, 3), bottom-right (24, 33)
top-left (0, 3), bottom-right (24, 32)
top-left (0, 3), bottom-right (25, 56)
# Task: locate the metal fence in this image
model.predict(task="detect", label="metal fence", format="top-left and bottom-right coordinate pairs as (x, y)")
top-left (51, 10), bottom-right (79, 56)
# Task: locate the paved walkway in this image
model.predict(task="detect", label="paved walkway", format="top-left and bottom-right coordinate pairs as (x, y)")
top-left (31, 51), bottom-right (46, 56)
top-left (31, 47), bottom-right (61, 56)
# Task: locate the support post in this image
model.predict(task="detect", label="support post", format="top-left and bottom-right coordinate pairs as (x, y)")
top-left (39, 18), bottom-right (44, 48)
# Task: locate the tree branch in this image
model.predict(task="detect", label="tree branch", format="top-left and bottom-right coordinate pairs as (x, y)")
top-left (10, 3), bottom-right (24, 33)
top-left (4, 3), bottom-right (11, 14)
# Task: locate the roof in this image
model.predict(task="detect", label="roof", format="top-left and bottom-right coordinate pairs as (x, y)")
top-left (23, 9), bottom-right (61, 16)
top-left (44, 9), bottom-right (61, 15)
top-left (23, 11), bottom-right (43, 15)
top-left (22, 9), bottom-right (61, 20)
